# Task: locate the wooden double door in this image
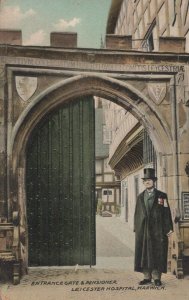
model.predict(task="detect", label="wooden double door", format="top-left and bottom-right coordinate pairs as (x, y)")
top-left (26, 97), bottom-right (96, 266)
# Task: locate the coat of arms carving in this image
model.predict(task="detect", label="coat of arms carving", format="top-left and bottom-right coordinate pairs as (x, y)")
top-left (148, 82), bottom-right (167, 105)
top-left (16, 76), bottom-right (37, 101)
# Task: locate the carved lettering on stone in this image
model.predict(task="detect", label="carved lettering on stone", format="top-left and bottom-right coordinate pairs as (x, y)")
top-left (147, 82), bottom-right (167, 105)
top-left (1, 56), bottom-right (185, 73)
top-left (15, 76), bottom-right (37, 101)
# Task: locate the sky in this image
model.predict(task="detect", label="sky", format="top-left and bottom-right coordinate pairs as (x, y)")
top-left (0, 0), bottom-right (112, 48)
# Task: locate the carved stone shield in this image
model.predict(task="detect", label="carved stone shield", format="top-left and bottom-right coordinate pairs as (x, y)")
top-left (148, 82), bottom-right (166, 105)
top-left (16, 76), bottom-right (37, 101)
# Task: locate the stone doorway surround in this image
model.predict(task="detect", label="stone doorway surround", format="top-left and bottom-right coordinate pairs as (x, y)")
top-left (0, 45), bottom-right (188, 282)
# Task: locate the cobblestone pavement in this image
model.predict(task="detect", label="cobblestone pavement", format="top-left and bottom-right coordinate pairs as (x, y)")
top-left (0, 216), bottom-right (189, 300)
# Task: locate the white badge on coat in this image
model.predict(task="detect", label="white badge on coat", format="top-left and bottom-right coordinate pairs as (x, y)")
top-left (163, 199), bottom-right (168, 207)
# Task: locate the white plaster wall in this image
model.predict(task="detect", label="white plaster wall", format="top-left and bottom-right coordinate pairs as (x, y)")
top-left (120, 168), bottom-right (144, 230)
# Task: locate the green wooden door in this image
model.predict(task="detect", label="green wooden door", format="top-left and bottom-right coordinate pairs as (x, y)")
top-left (26, 97), bottom-right (96, 266)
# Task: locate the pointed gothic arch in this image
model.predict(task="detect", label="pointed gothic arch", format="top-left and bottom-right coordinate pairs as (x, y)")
top-left (11, 73), bottom-right (173, 173)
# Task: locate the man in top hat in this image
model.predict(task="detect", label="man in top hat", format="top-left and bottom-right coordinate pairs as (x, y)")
top-left (134, 168), bottom-right (173, 286)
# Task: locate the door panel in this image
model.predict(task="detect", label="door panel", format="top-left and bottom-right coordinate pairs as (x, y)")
top-left (26, 97), bottom-right (96, 266)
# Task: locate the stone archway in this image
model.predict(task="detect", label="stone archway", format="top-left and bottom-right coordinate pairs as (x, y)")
top-left (12, 74), bottom-right (173, 167)
top-left (9, 74), bottom-right (175, 272)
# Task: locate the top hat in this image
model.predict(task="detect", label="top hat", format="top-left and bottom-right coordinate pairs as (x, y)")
top-left (142, 168), bottom-right (157, 180)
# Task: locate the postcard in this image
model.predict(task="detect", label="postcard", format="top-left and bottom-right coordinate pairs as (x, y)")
top-left (0, 1), bottom-right (189, 299)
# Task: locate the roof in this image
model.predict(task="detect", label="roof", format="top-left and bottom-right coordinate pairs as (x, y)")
top-left (106, 0), bottom-right (123, 34)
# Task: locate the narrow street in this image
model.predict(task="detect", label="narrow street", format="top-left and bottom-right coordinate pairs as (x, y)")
top-left (96, 215), bottom-right (134, 270)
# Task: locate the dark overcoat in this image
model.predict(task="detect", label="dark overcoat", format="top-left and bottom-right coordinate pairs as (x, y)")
top-left (134, 189), bottom-right (173, 273)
